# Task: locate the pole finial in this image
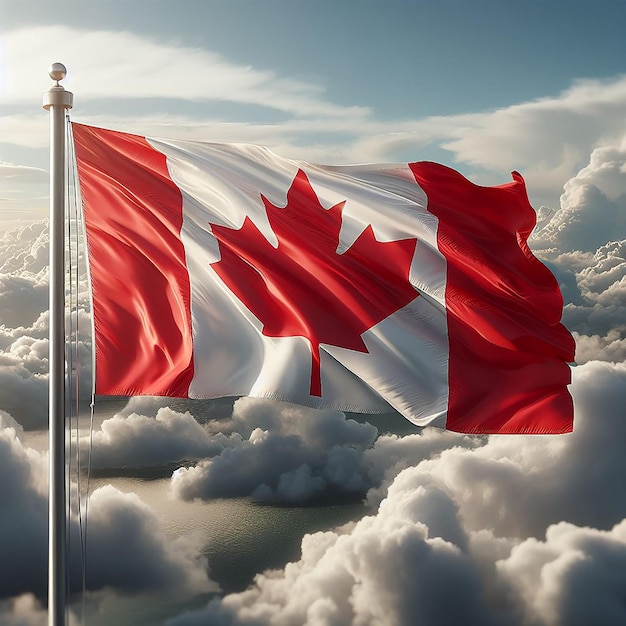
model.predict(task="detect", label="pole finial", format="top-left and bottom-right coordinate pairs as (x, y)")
top-left (48, 62), bottom-right (67, 85)
top-left (43, 64), bottom-right (73, 111)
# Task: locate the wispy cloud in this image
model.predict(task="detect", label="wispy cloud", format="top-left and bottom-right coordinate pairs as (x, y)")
top-left (4, 25), bottom-right (626, 212)
top-left (3, 26), bottom-right (369, 120)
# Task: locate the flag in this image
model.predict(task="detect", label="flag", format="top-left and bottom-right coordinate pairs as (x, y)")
top-left (71, 122), bottom-right (575, 434)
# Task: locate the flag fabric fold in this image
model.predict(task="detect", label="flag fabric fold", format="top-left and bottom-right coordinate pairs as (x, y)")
top-left (72, 122), bottom-right (575, 434)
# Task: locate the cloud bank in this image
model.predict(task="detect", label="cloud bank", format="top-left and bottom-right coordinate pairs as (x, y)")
top-left (168, 362), bottom-right (626, 626)
top-left (0, 411), bottom-right (214, 602)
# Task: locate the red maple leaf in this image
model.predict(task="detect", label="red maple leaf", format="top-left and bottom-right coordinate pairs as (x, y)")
top-left (210, 169), bottom-right (419, 396)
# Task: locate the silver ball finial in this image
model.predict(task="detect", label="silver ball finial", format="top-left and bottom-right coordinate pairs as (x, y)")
top-left (48, 62), bottom-right (67, 83)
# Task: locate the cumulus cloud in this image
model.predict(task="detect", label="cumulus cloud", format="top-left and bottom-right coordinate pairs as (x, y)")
top-left (0, 221), bottom-right (48, 326)
top-left (530, 138), bottom-right (626, 362)
top-left (0, 221), bottom-right (50, 428)
top-left (79, 393), bottom-right (477, 506)
top-left (0, 274), bottom-right (48, 330)
top-left (0, 219), bottom-right (93, 429)
top-left (560, 241), bottom-right (626, 341)
top-left (0, 360), bottom-right (48, 430)
top-left (532, 140), bottom-right (626, 253)
top-left (171, 498), bottom-right (498, 626)
top-left (0, 302), bottom-right (52, 429)
top-left (0, 416), bottom-right (214, 601)
top-left (84, 406), bottom-right (240, 470)
top-left (168, 361), bottom-right (626, 626)
top-left (170, 399), bottom-right (379, 503)
top-left (168, 398), bottom-right (478, 505)
top-left (78, 485), bottom-right (212, 595)
top-left (497, 520), bottom-right (626, 626)
top-left (385, 361), bottom-right (626, 538)
top-left (572, 329), bottom-right (626, 364)
top-left (439, 78), bottom-right (626, 197)
top-left (0, 594), bottom-right (77, 626)
top-left (0, 220), bottom-right (49, 275)
top-left (0, 413), bottom-right (56, 598)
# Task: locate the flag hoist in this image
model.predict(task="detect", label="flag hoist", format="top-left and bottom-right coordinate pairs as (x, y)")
top-left (43, 63), bottom-right (73, 626)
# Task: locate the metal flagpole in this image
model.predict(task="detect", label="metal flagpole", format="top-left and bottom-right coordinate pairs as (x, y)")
top-left (43, 63), bottom-right (73, 626)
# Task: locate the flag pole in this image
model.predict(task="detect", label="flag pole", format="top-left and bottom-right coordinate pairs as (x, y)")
top-left (43, 63), bottom-right (73, 626)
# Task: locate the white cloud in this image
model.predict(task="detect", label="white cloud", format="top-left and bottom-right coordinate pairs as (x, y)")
top-left (0, 274), bottom-right (48, 328)
top-left (3, 26), bottom-right (369, 120)
top-left (170, 492), bottom-right (497, 626)
top-left (79, 485), bottom-right (213, 595)
top-left (168, 361), bottom-right (626, 626)
top-left (0, 219), bottom-right (93, 429)
top-left (572, 330), bottom-right (626, 364)
top-left (528, 139), bottom-right (626, 360)
top-left (403, 361), bottom-right (626, 538)
top-left (170, 398), bottom-right (380, 503)
top-left (0, 162), bottom-right (47, 185)
top-left (497, 520), bottom-right (626, 626)
top-left (0, 418), bottom-right (214, 600)
top-left (0, 220), bottom-right (48, 275)
top-left (0, 593), bottom-right (77, 626)
top-left (0, 115), bottom-right (50, 152)
top-left (0, 415), bottom-right (53, 598)
top-left (3, 24), bottom-right (626, 217)
top-left (0, 222), bottom-right (49, 333)
top-left (0, 361), bottom-right (48, 430)
top-left (442, 78), bottom-right (626, 172)
top-left (532, 141), bottom-right (626, 253)
top-left (79, 395), bottom-right (478, 505)
top-left (0, 307), bottom-right (54, 429)
top-left (84, 406), bottom-right (240, 469)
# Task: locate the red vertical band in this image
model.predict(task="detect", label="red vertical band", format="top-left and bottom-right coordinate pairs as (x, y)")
top-left (410, 162), bottom-right (575, 433)
top-left (72, 123), bottom-right (194, 396)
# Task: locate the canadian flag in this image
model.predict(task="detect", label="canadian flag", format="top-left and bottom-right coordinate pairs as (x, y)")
top-left (72, 123), bottom-right (575, 434)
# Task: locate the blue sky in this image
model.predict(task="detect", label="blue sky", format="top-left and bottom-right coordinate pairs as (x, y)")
top-left (3, 0), bottom-right (625, 117)
top-left (1, 0), bottom-right (625, 221)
